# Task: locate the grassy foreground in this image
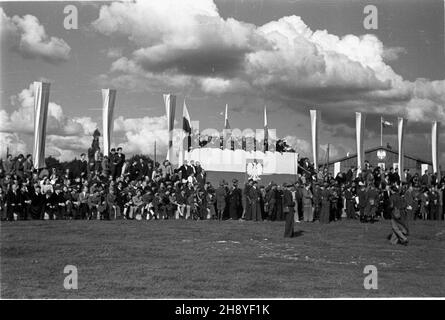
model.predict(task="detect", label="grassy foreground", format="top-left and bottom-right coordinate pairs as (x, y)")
top-left (1, 219), bottom-right (444, 298)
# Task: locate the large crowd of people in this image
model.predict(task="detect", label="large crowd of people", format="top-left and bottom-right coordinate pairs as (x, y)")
top-left (0, 148), bottom-right (444, 244)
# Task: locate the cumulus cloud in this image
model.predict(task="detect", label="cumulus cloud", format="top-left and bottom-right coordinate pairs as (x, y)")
top-left (0, 8), bottom-right (71, 63)
top-left (92, 0), bottom-right (444, 125)
top-left (0, 84), bottom-right (183, 161)
top-left (0, 133), bottom-right (27, 157)
top-left (0, 83), bottom-right (94, 136)
top-left (93, 0), bottom-right (262, 77)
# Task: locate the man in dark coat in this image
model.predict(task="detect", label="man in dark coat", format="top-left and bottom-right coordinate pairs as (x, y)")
top-left (365, 184), bottom-right (379, 223)
top-left (357, 182), bottom-right (368, 222)
top-left (275, 185), bottom-right (284, 221)
top-left (6, 183), bottom-right (21, 221)
top-left (248, 181), bottom-right (262, 221)
top-left (109, 148), bottom-right (117, 178)
top-left (228, 179), bottom-right (242, 220)
top-left (265, 184), bottom-right (277, 221)
top-left (79, 153), bottom-right (88, 178)
top-left (243, 180), bottom-right (253, 220)
top-left (29, 185), bottom-right (45, 219)
top-left (115, 147), bottom-right (126, 177)
top-left (283, 183), bottom-right (296, 238)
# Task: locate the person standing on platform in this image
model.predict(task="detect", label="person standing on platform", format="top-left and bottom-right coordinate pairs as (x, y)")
top-left (283, 183), bottom-right (296, 238)
top-left (79, 153), bottom-right (88, 179)
top-left (115, 147), bottom-right (126, 178)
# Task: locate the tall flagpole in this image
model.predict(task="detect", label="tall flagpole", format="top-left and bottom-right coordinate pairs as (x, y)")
top-left (380, 116), bottom-right (383, 147)
top-left (154, 140), bottom-right (157, 166)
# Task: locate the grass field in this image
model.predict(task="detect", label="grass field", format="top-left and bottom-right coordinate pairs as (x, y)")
top-left (1, 219), bottom-right (444, 298)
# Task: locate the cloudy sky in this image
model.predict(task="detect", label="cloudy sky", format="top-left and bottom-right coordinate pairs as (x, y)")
top-left (0, 0), bottom-right (444, 164)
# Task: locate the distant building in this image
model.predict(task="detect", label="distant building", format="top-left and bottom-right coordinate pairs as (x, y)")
top-left (326, 146), bottom-right (433, 175)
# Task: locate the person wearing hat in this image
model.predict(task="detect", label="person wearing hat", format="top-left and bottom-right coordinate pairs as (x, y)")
top-left (357, 181), bottom-right (367, 222)
top-left (115, 147), bottom-right (126, 178)
top-left (302, 183), bottom-right (313, 222)
top-left (43, 189), bottom-right (57, 220)
top-left (319, 182), bottom-right (331, 224)
top-left (365, 184), bottom-right (379, 223)
top-left (53, 186), bottom-right (66, 220)
top-left (419, 187), bottom-right (430, 220)
top-left (247, 181), bottom-right (262, 221)
top-left (29, 184), bottom-right (45, 220)
top-left (77, 153), bottom-right (87, 178)
top-left (265, 183), bottom-right (277, 221)
top-left (215, 180), bottom-right (227, 220)
top-left (109, 148), bottom-right (117, 178)
top-left (228, 179), bottom-right (242, 220)
top-left (312, 182), bottom-right (321, 221)
top-left (283, 183), bottom-right (296, 237)
top-left (344, 184), bottom-right (355, 219)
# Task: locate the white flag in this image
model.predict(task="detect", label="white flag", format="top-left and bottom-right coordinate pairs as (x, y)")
top-left (355, 112), bottom-right (366, 174)
top-left (398, 117), bottom-right (406, 180)
top-left (432, 121), bottom-right (440, 176)
top-left (164, 94), bottom-right (176, 161)
top-left (33, 82), bottom-right (51, 170)
top-left (310, 110), bottom-right (320, 170)
top-left (102, 89), bottom-right (116, 157)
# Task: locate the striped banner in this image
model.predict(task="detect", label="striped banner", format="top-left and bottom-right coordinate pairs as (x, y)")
top-left (102, 89), bottom-right (116, 157)
top-left (164, 94), bottom-right (176, 161)
top-left (33, 81), bottom-right (51, 170)
top-left (355, 112), bottom-right (366, 174)
top-left (310, 110), bottom-right (320, 170)
top-left (397, 117), bottom-right (406, 181)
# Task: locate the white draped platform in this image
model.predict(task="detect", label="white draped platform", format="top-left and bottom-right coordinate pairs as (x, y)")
top-left (183, 148), bottom-right (299, 175)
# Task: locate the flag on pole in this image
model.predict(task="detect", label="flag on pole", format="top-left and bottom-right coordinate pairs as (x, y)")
top-left (224, 104), bottom-right (230, 129)
top-left (221, 104), bottom-right (231, 149)
top-left (179, 100), bottom-right (191, 166)
top-left (102, 89), bottom-right (116, 157)
top-left (381, 118), bottom-right (393, 127)
top-left (355, 112), bottom-right (366, 174)
top-left (182, 100), bottom-right (192, 150)
top-left (164, 94), bottom-right (176, 162)
top-left (264, 106), bottom-right (269, 152)
top-left (33, 81), bottom-right (51, 170)
top-left (310, 110), bottom-right (320, 171)
top-left (154, 140), bottom-right (157, 166)
top-left (432, 121), bottom-right (440, 177)
top-left (398, 117), bottom-right (406, 181)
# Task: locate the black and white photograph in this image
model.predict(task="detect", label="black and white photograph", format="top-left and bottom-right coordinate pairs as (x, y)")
top-left (0, 0), bottom-right (444, 305)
